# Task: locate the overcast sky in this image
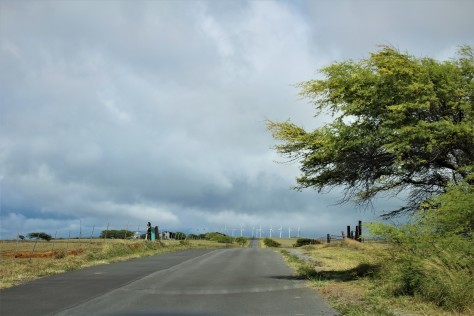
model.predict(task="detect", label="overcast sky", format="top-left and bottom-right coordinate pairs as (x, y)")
top-left (1, 0), bottom-right (473, 239)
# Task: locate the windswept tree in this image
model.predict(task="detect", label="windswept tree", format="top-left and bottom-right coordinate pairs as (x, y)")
top-left (27, 232), bottom-right (52, 241)
top-left (268, 46), bottom-right (473, 217)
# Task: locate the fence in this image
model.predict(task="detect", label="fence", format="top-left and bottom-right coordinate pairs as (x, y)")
top-left (0, 222), bottom-right (168, 261)
top-left (324, 220), bottom-right (364, 244)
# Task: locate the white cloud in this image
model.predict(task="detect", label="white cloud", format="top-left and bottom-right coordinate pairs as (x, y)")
top-left (1, 0), bottom-right (472, 239)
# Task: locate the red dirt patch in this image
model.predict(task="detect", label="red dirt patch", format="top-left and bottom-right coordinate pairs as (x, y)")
top-left (2, 249), bottom-right (85, 258)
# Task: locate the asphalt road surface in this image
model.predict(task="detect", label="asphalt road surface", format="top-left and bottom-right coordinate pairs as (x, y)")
top-left (0, 240), bottom-right (338, 316)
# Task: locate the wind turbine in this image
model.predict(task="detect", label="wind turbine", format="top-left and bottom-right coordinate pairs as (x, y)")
top-left (279, 226), bottom-right (282, 238)
top-left (269, 226), bottom-right (273, 238)
top-left (240, 225), bottom-right (244, 237)
top-left (288, 226), bottom-right (292, 238)
top-left (298, 226), bottom-right (301, 238)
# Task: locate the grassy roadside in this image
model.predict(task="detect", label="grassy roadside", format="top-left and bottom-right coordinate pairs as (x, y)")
top-left (279, 239), bottom-right (472, 316)
top-left (0, 239), bottom-right (229, 289)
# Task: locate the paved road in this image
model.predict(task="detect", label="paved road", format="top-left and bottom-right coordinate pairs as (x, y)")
top-left (0, 242), bottom-right (337, 316)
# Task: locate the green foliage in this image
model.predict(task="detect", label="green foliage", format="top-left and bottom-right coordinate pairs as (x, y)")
top-left (263, 238), bottom-right (281, 247)
top-left (368, 183), bottom-right (474, 312)
top-left (174, 232), bottom-right (186, 240)
top-left (293, 238), bottom-right (317, 247)
top-left (99, 229), bottom-right (134, 239)
top-left (268, 45), bottom-right (474, 216)
top-left (27, 232), bottom-right (52, 241)
top-left (234, 236), bottom-right (248, 246)
top-left (205, 232), bottom-right (233, 243)
top-left (187, 234), bottom-right (199, 239)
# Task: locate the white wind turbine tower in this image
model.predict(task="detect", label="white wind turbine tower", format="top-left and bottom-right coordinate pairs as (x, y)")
top-left (240, 225), bottom-right (244, 237)
top-left (297, 226), bottom-right (301, 238)
top-left (269, 226), bottom-right (273, 238)
top-left (259, 225), bottom-right (262, 238)
top-left (279, 226), bottom-right (282, 238)
top-left (288, 226), bottom-right (292, 238)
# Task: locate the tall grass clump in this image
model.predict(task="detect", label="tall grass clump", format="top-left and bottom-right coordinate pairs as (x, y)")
top-left (369, 182), bottom-right (474, 313)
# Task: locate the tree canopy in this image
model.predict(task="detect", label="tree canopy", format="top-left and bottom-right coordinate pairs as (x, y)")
top-left (27, 232), bottom-right (52, 241)
top-left (268, 46), bottom-right (473, 217)
top-left (100, 229), bottom-right (134, 239)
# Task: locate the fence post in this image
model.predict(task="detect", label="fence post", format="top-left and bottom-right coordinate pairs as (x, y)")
top-left (29, 237), bottom-right (39, 263)
top-left (104, 223), bottom-right (110, 241)
top-left (51, 231), bottom-right (58, 251)
top-left (347, 226), bottom-right (351, 240)
top-left (358, 220), bottom-right (362, 242)
top-left (326, 234), bottom-right (331, 244)
top-left (14, 233), bottom-right (20, 260)
top-left (355, 226), bottom-right (359, 241)
top-left (66, 230), bottom-right (71, 254)
top-left (89, 225), bottom-right (95, 245)
top-left (124, 222), bottom-right (129, 239)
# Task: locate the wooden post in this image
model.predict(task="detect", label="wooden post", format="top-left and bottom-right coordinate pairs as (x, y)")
top-left (51, 231), bottom-right (58, 251)
top-left (14, 233), bottom-right (20, 260)
top-left (347, 226), bottom-right (351, 240)
top-left (341, 231), bottom-right (345, 240)
top-left (29, 237), bottom-right (39, 263)
top-left (66, 230), bottom-right (71, 253)
top-left (355, 226), bottom-right (359, 241)
top-left (89, 225), bottom-right (95, 245)
top-left (350, 230), bottom-right (354, 239)
top-left (326, 234), bottom-right (331, 244)
top-left (104, 223), bottom-right (109, 241)
top-left (358, 220), bottom-right (362, 242)
top-left (124, 222), bottom-right (129, 239)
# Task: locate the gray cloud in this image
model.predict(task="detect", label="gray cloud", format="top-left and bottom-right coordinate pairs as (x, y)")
top-left (1, 0), bottom-right (472, 238)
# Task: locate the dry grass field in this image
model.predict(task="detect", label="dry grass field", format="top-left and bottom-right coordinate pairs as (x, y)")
top-left (278, 239), bottom-right (472, 316)
top-left (0, 238), bottom-right (232, 289)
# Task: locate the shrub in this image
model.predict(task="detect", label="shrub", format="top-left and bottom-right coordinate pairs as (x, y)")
top-left (54, 250), bottom-right (67, 259)
top-left (99, 230), bottom-right (134, 239)
top-left (293, 238), bottom-right (316, 247)
top-left (368, 182), bottom-right (474, 312)
top-left (234, 237), bottom-right (248, 246)
top-left (205, 232), bottom-right (233, 243)
top-left (263, 238), bottom-right (281, 247)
